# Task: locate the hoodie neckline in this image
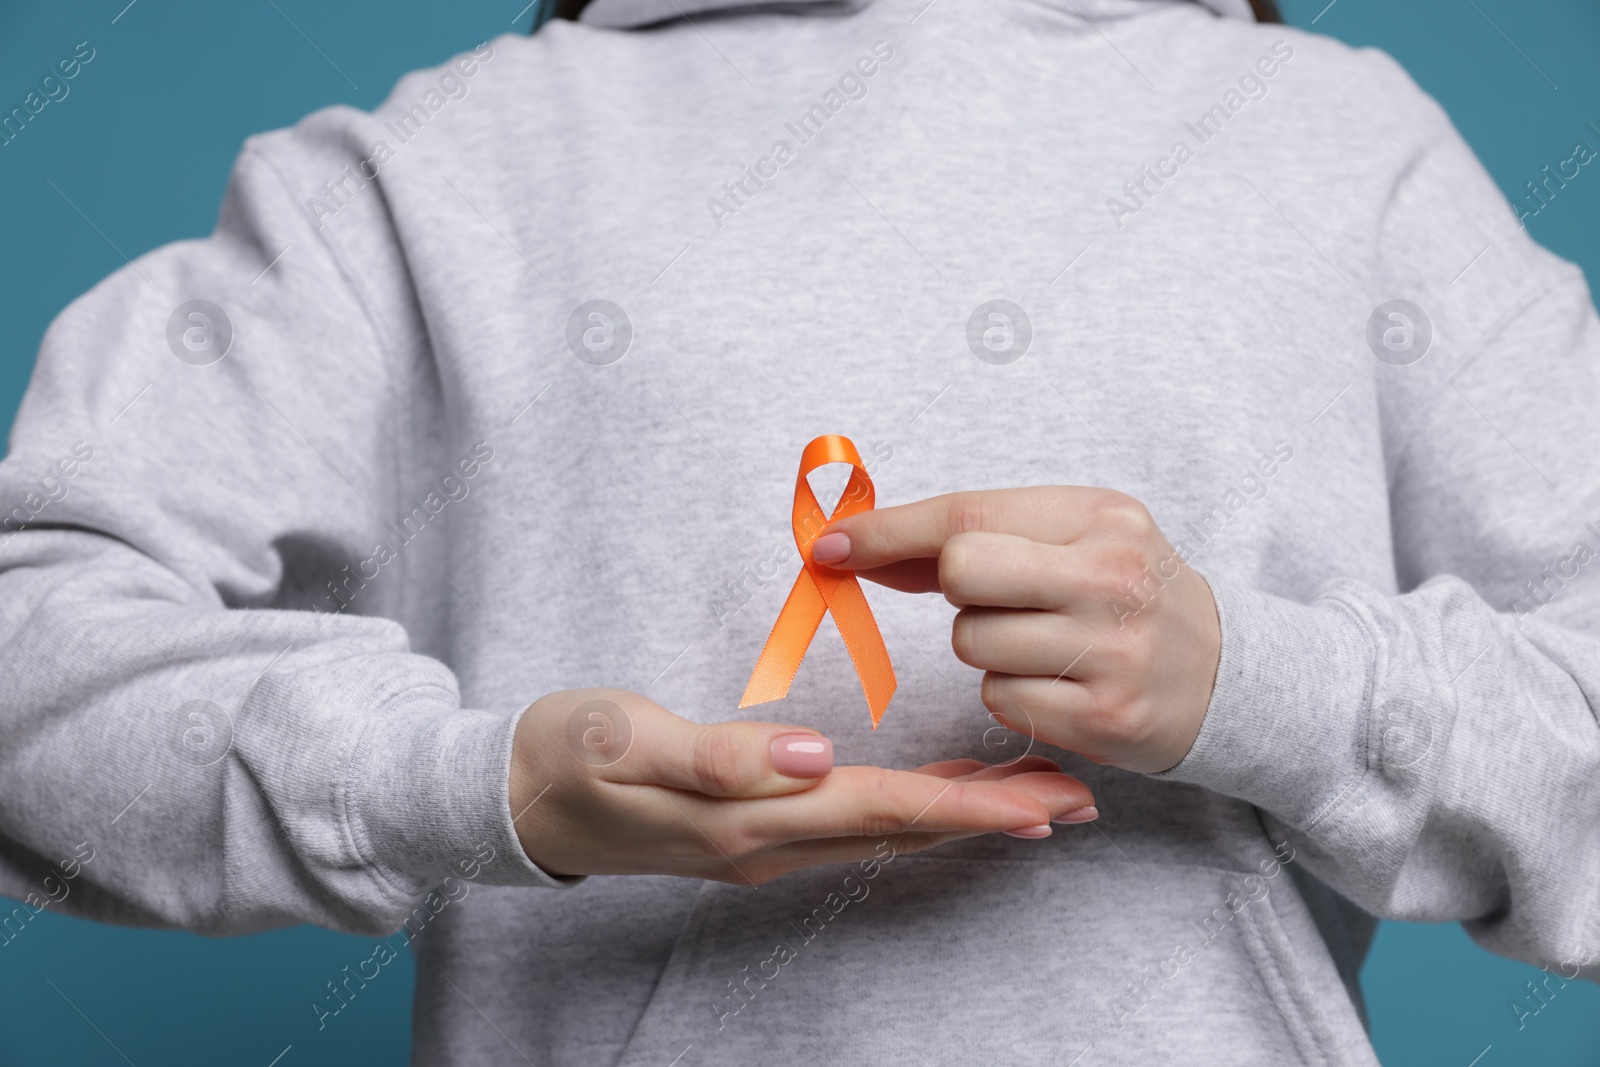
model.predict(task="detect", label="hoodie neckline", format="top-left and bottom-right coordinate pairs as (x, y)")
top-left (577, 0), bottom-right (1255, 30)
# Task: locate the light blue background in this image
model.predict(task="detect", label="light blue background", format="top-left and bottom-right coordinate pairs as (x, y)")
top-left (1, 1), bottom-right (1596, 1063)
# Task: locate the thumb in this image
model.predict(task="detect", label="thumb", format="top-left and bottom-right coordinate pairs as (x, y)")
top-left (608, 708), bottom-right (835, 798)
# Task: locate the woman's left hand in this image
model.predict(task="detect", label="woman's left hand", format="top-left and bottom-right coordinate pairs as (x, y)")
top-left (814, 487), bottom-right (1222, 774)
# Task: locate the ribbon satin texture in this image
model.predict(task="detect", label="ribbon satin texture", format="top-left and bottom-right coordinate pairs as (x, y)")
top-left (739, 435), bottom-right (898, 727)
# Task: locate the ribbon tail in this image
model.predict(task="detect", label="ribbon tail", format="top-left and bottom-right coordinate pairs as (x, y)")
top-left (819, 573), bottom-right (897, 728)
top-left (738, 569), bottom-right (827, 709)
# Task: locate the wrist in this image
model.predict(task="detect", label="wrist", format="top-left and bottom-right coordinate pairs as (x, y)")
top-left (506, 694), bottom-right (590, 882)
top-left (342, 686), bottom-right (575, 892)
top-left (1150, 574), bottom-right (1376, 827)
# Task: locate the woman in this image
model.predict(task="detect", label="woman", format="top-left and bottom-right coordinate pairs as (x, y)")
top-left (0, 0), bottom-right (1594, 1063)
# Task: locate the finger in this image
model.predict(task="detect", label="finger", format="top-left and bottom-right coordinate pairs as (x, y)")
top-left (939, 532), bottom-right (1079, 609)
top-left (909, 755), bottom-right (1063, 780)
top-left (954, 755), bottom-right (1066, 781)
top-left (653, 767), bottom-right (1096, 882)
top-left (751, 829), bottom-right (988, 876)
top-left (952, 606), bottom-right (1097, 675)
top-left (978, 769), bottom-right (1096, 822)
top-left (749, 767), bottom-right (1066, 844)
top-left (911, 758), bottom-right (988, 777)
top-left (854, 558), bottom-right (941, 594)
top-left (604, 704), bottom-right (834, 798)
top-left (981, 672), bottom-right (1115, 760)
top-left (765, 806), bottom-right (1101, 874)
top-left (815, 487), bottom-right (1109, 570)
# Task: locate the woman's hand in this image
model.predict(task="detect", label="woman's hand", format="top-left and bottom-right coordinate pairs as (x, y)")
top-left (814, 487), bottom-right (1221, 774)
top-left (508, 688), bottom-right (1097, 884)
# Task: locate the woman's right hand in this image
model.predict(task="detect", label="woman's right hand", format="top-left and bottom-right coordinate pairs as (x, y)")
top-left (508, 688), bottom-right (1098, 885)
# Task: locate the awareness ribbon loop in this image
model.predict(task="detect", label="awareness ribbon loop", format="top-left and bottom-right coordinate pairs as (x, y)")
top-left (739, 435), bottom-right (897, 727)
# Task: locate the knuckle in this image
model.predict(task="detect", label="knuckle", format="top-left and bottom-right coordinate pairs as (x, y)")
top-left (1098, 547), bottom-right (1153, 598)
top-left (692, 726), bottom-right (752, 796)
top-left (859, 811), bottom-right (905, 839)
top-left (1093, 491), bottom-right (1155, 537)
top-left (980, 672), bottom-right (1024, 720)
top-left (706, 824), bottom-right (759, 860)
top-left (945, 492), bottom-right (991, 538)
top-left (939, 536), bottom-right (983, 603)
top-left (1105, 716), bottom-right (1150, 751)
top-left (950, 609), bottom-right (981, 666)
top-left (885, 831), bottom-right (932, 858)
top-left (1080, 686), bottom-right (1146, 748)
top-left (857, 768), bottom-right (907, 838)
top-left (1097, 627), bottom-right (1142, 670)
top-left (980, 668), bottom-right (1005, 700)
top-left (1124, 632), bottom-right (1157, 672)
top-left (979, 671), bottom-right (1005, 712)
top-left (982, 673), bottom-right (1053, 739)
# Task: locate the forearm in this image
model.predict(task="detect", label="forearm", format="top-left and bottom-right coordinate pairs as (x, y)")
top-left (1159, 572), bottom-right (1600, 976)
top-left (0, 530), bottom-right (557, 937)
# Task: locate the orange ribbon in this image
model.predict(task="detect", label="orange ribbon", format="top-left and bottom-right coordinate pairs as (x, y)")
top-left (740, 435), bottom-right (897, 727)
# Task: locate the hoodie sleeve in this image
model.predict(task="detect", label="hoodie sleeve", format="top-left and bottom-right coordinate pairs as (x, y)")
top-left (0, 117), bottom-right (568, 940)
top-left (1158, 59), bottom-right (1600, 981)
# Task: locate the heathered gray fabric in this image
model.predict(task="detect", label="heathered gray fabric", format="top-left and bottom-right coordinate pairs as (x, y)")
top-left (2, 0), bottom-right (1598, 1063)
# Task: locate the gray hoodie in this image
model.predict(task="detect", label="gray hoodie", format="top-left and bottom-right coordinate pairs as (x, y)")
top-left (1, 0), bottom-right (1596, 1063)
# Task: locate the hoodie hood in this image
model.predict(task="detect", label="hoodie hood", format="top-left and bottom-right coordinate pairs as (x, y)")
top-left (578, 0), bottom-right (1256, 30)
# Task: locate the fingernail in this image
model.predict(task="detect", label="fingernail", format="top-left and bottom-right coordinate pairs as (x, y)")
top-left (1003, 824), bottom-right (1053, 839)
top-left (1053, 806), bottom-right (1099, 825)
top-left (811, 531), bottom-right (850, 565)
top-left (770, 733), bottom-right (833, 777)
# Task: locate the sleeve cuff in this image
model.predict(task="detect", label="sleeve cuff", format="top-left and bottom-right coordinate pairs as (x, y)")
top-left (1153, 573), bottom-right (1378, 830)
top-left (346, 689), bottom-right (585, 896)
